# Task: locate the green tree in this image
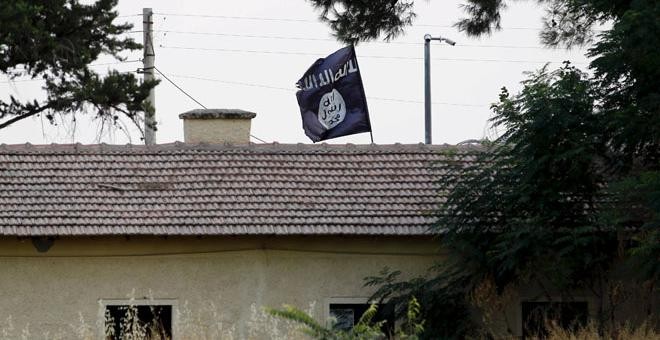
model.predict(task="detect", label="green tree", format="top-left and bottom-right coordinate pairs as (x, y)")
top-left (442, 64), bottom-right (611, 292)
top-left (0, 0), bottom-right (157, 136)
top-left (433, 64), bottom-right (621, 333)
top-left (367, 62), bottom-right (657, 339)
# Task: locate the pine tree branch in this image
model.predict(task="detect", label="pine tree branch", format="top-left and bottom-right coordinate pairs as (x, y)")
top-left (0, 103), bottom-right (54, 130)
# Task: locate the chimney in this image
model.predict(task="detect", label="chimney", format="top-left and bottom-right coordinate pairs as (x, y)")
top-left (179, 109), bottom-right (256, 144)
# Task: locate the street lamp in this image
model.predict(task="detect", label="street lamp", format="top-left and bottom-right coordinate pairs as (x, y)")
top-left (424, 34), bottom-right (456, 144)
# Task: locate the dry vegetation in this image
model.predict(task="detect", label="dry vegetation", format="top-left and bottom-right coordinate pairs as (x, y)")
top-left (0, 298), bottom-right (308, 340)
top-left (0, 294), bottom-right (656, 339)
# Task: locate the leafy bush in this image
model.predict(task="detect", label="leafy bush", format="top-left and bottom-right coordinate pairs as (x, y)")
top-left (267, 297), bottom-right (424, 340)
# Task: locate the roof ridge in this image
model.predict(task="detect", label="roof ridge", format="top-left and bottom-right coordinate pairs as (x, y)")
top-left (0, 142), bottom-right (482, 154)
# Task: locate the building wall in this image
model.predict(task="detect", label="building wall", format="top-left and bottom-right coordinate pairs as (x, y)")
top-left (0, 235), bottom-right (440, 339)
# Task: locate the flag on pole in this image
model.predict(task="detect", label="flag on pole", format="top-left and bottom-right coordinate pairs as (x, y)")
top-left (296, 46), bottom-right (372, 142)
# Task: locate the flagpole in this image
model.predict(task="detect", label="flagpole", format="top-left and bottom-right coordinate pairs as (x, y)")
top-left (349, 45), bottom-right (374, 144)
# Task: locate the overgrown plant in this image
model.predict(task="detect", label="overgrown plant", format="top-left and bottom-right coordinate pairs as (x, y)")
top-left (364, 267), bottom-right (475, 339)
top-left (366, 63), bottom-right (658, 338)
top-left (267, 297), bottom-right (425, 340)
top-left (396, 297), bottom-right (424, 340)
top-left (268, 304), bottom-right (383, 340)
top-left (104, 304), bottom-right (170, 340)
top-left (544, 320), bottom-right (659, 340)
top-left (438, 64), bottom-right (615, 294)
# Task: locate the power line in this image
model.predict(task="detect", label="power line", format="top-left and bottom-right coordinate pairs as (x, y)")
top-left (153, 66), bottom-right (207, 109)
top-left (153, 30), bottom-right (551, 50)
top-left (154, 12), bottom-right (556, 31)
top-left (172, 74), bottom-right (292, 91)
top-left (90, 59), bottom-right (142, 67)
top-left (368, 96), bottom-right (487, 107)
top-left (152, 67), bottom-right (268, 143)
top-left (159, 30), bottom-right (335, 42)
top-left (159, 45), bottom-right (589, 64)
top-left (249, 134), bottom-right (267, 143)
top-left (155, 12), bottom-right (317, 23)
top-left (168, 74), bottom-right (489, 108)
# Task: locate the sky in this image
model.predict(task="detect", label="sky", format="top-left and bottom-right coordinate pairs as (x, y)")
top-left (0, 0), bottom-right (592, 146)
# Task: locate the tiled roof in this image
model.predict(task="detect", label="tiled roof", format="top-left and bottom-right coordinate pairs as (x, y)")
top-left (0, 142), bottom-right (478, 236)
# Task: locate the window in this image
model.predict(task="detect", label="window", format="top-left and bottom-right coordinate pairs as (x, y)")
top-left (102, 303), bottom-right (172, 340)
top-left (522, 301), bottom-right (588, 339)
top-left (329, 303), bottom-right (395, 336)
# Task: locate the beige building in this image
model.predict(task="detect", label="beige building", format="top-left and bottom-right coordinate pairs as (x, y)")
top-left (1, 110), bottom-right (654, 339)
top-left (0, 109), bottom-right (460, 338)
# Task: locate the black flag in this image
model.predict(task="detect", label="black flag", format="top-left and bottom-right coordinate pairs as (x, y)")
top-left (296, 46), bottom-right (371, 142)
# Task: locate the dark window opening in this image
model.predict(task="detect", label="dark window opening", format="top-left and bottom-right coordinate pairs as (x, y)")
top-left (330, 303), bottom-right (395, 337)
top-left (104, 305), bottom-right (172, 340)
top-left (522, 301), bottom-right (588, 339)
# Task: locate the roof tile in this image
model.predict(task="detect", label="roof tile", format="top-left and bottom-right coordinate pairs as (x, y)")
top-left (0, 143), bottom-right (479, 236)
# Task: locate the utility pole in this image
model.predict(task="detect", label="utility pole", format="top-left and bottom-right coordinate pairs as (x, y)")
top-left (143, 8), bottom-right (156, 145)
top-left (423, 34), bottom-right (456, 145)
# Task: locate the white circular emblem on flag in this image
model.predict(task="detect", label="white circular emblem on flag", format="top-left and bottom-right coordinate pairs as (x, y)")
top-left (318, 89), bottom-right (346, 130)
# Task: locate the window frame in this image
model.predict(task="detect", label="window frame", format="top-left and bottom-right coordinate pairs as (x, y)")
top-left (517, 296), bottom-right (592, 339)
top-left (97, 298), bottom-right (178, 339)
top-left (324, 297), bottom-right (395, 334)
